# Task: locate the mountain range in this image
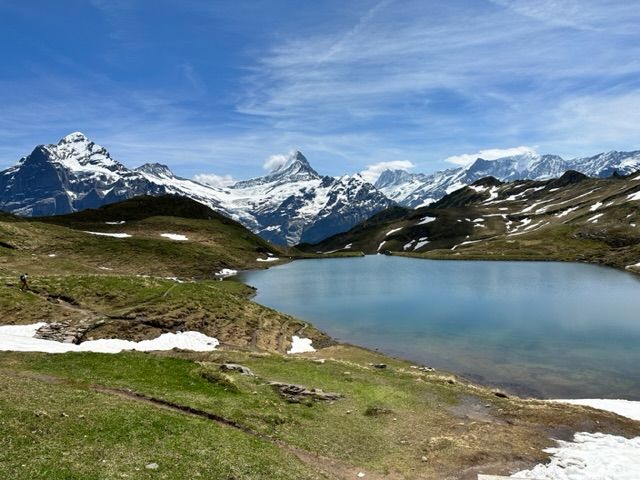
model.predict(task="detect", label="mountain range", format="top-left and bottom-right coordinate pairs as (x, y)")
top-left (0, 133), bottom-right (393, 245)
top-left (305, 170), bottom-right (640, 273)
top-left (375, 150), bottom-right (640, 208)
top-left (1, 132), bottom-right (639, 245)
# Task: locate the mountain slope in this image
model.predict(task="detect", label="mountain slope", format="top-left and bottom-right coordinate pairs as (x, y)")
top-left (306, 171), bottom-right (640, 271)
top-left (226, 152), bottom-right (395, 244)
top-left (376, 151), bottom-right (640, 208)
top-left (1, 195), bottom-right (282, 277)
top-left (0, 134), bottom-right (393, 245)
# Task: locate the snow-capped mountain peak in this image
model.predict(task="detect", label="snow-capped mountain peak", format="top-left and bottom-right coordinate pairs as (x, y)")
top-left (135, 163), bottom-right (175, 178)
top-left (42, 132), bottom-right (123, 174)
top-left (1, 134), bottom-right (394, 245)
top-left (234, 150), bottom-right (320, 189)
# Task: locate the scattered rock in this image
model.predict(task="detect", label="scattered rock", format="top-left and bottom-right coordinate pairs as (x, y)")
top-left (364, 405), bottom-right (393, 417)
top-left (493, 390), bottom-right (508, 398)
top-left (410, 365), bottom-right (435, 372)
top-left (60, 412), bottom-right (69, 418)
top-left (313, 359), bottom-right (326, 364)
top-left (269, 382), bottom-right (342, 403)
top-left (357, 473), bottom-right (366, 478)
top-left (219, 363), bottom-right (254, 376)
top-left (145, 463), bottom-right (159, 470)
top-left (421, 455), bottom-right (428, 462)
top-left (369, 363), bottom-right (387, 369)
top-left (34, 410), bottom-right (49, 418)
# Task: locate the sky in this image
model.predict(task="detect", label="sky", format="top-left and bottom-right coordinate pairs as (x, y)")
top-left (1, 0), bottom-right (639, 184)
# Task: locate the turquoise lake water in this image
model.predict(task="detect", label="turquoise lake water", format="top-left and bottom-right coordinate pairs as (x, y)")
top-left (239, 256), bottom-right (640, 399)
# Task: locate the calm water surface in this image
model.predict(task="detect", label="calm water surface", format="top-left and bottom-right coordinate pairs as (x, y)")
top-left (240, 256), bottom-right (640, 399)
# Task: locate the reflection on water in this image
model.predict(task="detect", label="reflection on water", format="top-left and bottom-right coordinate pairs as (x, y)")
top-left (240, 256), bottom-right (640, 399)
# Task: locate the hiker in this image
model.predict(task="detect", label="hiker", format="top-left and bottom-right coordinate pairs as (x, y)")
top-left (19, 273), bottom-right (29, 291)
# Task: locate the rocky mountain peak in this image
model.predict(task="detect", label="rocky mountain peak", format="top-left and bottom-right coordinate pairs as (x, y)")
top-left (59, 131), bottom-right (89, 144)
top-left (136, 163), bottom-right (174, 178)
top-left (375, 169), bottom-right (416, 189)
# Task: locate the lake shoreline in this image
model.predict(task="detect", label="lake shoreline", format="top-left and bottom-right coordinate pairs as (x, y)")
top-left (240, 255), bottom-right (640, 402)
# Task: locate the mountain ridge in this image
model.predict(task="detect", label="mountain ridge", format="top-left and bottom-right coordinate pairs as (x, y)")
top-left (0, 134), bottom-right (393, 245)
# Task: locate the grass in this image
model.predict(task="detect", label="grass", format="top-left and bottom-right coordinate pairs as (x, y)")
top-left (0, 371), bottom-right (322, 480)
top-left (2, 349), bottom-right (639, 479)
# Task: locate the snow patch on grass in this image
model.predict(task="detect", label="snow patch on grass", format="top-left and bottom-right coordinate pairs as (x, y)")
top-left (256, 257), bottom-right (279, 262)
top-left (587, 213), bottom-right (604, 223)
top-left (0, 323), bottom-right (219, 353)
top-left (552, 398), bottom-right (640, 422)
top-left (215, 268), bottom-right (238, 278)
top-left (84, 231), bottom-right (132, 238)
top-left (385, 227), bottom-right (402, 236)
top-left (417, 216), bottom-right (436, 225)
top-left (287, 336), bottom-right (315, 354)
top-left (160, 233), bottom-right (188, 241)
top-left (511, 432), bottom-right (640, 479)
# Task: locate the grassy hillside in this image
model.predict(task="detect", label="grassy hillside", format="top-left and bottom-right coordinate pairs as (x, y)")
top-left (0, 195), bottom-right (331, 350)
top-left (2, 193), bottom-right (640, 479)
top-left (303, 172), bottom-right (640, 272)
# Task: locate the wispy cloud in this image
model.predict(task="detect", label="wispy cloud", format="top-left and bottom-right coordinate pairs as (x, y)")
top-left (2, 1), bottom-right (639, 179)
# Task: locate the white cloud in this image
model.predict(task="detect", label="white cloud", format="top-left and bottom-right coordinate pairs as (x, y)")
top-left (360, 160), bottom-right (414, 183)
top-left (546, 93), bottom-right (640, 152)
top-left (193, 173), bottom-right (235, 188)
top-left (263, 152), bottom-right (293, 172)
top-left (446, 146), bottom-right (537, 166)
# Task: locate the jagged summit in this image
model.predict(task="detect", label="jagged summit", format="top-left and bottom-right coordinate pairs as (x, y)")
top-left (59, 131), bottom-right (89, 144)
top-left (234, 150), bottom-right (321, 189)
top-left (136, 163), bottom-right (174, 177)
top-left (375, 169), bottom-right (419, 189)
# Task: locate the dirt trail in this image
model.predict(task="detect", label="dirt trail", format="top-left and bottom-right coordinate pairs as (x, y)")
top-left (92, 385), bottom-right (402, 480)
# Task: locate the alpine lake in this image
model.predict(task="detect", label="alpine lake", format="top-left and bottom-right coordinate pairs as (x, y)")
top-left (240, 255), bottom-right (640, 399)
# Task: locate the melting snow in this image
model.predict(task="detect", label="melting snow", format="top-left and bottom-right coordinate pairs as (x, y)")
top-left (589, 201), bottom-right (603, 211)
top-left (0, 323), bottom-right (219, 353)
top-left (511, 432), bottom-right (640, 480)
top-left (377, 240), bottom-right (387, 252)
top-left (417, 216), bottom-right (436, 225)
top-left (84, 231), bottom-right (131, 238)
top-left (105, 221), bottom-right (126, 225)
top-left (556, 206), bottom-right (579, 218)
top-left (160, 233), bottom-right (188, 241)
top-left (403, 240), bottom-right (416, 251)
top-left (385, 227), bottom-right (403, 236)
top-left (552, 399), bottom-right (640, 422)
top-left (413, 238), bottom-right (430, 250)
top-left (287, 335), bottom-right (315, 354)
top-left (587, 213), bottom-right (604, 223)
top-left (257, 257), bottom-right (279, 262)
top-left (215, 268), bottom-right (237, 278)
top-left (627, 191), bottom-right (640, 201)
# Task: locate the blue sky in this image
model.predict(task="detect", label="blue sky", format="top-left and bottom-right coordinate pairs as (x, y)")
top-left (1, 0), bottom-right (639, 184)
